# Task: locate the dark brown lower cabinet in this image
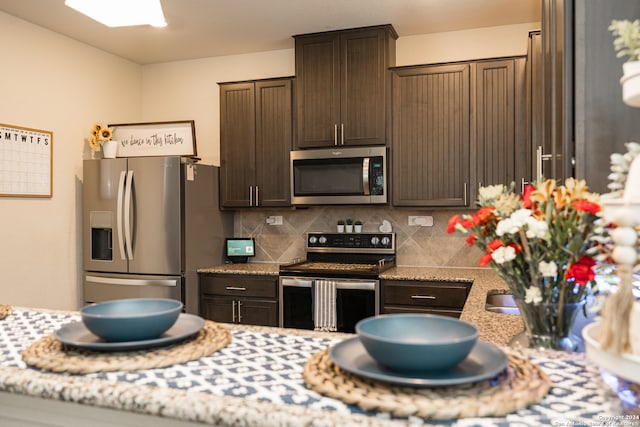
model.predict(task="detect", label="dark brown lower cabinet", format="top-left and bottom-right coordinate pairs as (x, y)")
top-left (199, 274), bottom-right (278, 327)
top-left (381, 280), bottom-right (471, 318)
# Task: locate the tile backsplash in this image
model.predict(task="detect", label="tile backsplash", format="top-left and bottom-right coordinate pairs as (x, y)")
top-left (233, 206), bottom-right (485, 268)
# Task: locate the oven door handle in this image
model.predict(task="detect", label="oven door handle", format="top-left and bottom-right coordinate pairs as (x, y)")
top-left (280, 278), bottom-right (312, 288)
top-left (335, 281), bottom-right (377, 291)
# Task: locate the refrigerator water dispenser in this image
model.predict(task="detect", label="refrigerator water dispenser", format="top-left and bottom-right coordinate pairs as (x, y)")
top-left (90, 211), bottom-right (113, 261)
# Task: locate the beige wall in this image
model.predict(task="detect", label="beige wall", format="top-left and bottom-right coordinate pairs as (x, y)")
top-left (0, 13), bottom-right (539, 310)
top-left (0, 11), bottom-right (142, 310)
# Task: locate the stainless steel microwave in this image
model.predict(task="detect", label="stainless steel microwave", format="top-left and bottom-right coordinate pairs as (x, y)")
top-left (290, 146), bottom-right (387, 205)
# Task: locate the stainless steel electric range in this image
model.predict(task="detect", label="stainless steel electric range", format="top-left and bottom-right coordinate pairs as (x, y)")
top-left (278, 232), bottom-right (396, 333)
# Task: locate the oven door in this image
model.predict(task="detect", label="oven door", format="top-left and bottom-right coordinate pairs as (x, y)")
top-left (279, 277), bottom-right (379, 333)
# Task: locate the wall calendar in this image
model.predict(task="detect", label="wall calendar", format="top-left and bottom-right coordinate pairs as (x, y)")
top-left (0, 123), bottom-right (53, 198)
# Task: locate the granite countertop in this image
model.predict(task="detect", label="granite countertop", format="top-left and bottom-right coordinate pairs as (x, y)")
top-left (199, 263), bottom-right (280, 276)
top-left (199, 263), bottom-right (523, 346)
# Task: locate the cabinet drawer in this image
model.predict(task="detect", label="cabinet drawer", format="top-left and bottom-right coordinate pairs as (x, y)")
top-left (382, 306), bottom-right (462, 318)
top-left (200, 275), bottom-right (277, 299)
top-left (382, 281), bottom-right (469, 309)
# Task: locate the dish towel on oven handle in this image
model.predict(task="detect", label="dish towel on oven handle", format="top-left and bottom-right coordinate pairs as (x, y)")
top-left (313, 279), bottom-right (337, 332)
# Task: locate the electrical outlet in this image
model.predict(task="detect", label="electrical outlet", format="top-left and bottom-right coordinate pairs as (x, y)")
top-left (408, 215), bottom-right (433, 227)
top-left (266, 215), bottom-right (283, 225)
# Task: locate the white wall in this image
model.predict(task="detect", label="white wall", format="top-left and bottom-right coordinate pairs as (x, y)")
top-left (0, 15), bottom-right (539, 311)
top-left (396, 22), bottom-right (539, 66)
top-left (141, 50), bottom-right (295, 166)
top-left (0, 11), bottom-right (142, 310)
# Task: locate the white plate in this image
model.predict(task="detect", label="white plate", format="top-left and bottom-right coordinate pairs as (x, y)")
top-left (55, 313), bottom-right (205, 352)
top-left (329, 336), bottom-right (508, 387)
top-left (582, 322), bottom-right (640, 383)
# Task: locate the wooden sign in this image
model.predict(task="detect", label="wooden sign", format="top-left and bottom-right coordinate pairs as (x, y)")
top-left (0, 123), bottom-right (53, 198)
top-left (109, 120), bottom-right (197, 158)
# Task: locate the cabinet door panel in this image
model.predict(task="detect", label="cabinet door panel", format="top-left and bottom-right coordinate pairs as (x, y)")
top-left (295, 34), bottom-right (340, 148)
top-left (341, 29), bottom-right (387, 146)
top-left (473, 59), bottom-right (516, 189)
top-left (220, 83), bottom-right (255, 207)
top-left (392, 64), bottom-right (470, 207)
top-left (201, 296), bottom-right (234, 323)
top-left (255, 79), bottom-right (292, 206)
top-left (238, 299), bottom-right (278, 327)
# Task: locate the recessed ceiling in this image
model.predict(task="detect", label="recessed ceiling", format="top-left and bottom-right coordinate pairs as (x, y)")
top-left (0, 0), bottom-right (541, 65)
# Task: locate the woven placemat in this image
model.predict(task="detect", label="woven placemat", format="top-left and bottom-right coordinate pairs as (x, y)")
top-left (304, 348), bottom-right (550, 420)
top-left (0, 304), bottom-right (12, 319)
top-left (22, 320), bottom-right (231, 374)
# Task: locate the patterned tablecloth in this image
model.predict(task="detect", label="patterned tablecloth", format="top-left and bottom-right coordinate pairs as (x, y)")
top-left (0, 308), bottom-right (626, 426)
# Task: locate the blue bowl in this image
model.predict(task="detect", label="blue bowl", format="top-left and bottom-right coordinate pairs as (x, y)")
top-left (355, 314), bottom-right (479, 372)
top-left (80, 298), bottom-right (183, 342)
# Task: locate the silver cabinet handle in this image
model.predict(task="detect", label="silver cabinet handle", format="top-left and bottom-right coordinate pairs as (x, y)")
top-left (411, 295), bottom-right (436, 300)
top-left (463, 182), bottom-right (468, 206)
top-left (232, 300), bottom-right (236, 323)
top-left (237, 301), bottom-right (243, 323)
top-left (255, 186), bottom-right (259, 207)
top-left (341, 123), bottom-right (344, 145)
top-left (521, 177), bottom-right (528, 193)
top-left (334, 124), bottom-right (338, 146)
top-left (536, 146), bottom-right (553, 182)
top-left (249, 186), bottom-right (253, 207)
top-left (225, 286), bottom-right (247, 291)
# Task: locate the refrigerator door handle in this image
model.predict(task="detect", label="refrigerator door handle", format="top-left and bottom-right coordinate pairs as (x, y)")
top-left (85, 275), bottom-right (180, 287)
top-left (124, 170), bottom-right (134, 260)
top-left (116, 170), bottom-right (127, 260)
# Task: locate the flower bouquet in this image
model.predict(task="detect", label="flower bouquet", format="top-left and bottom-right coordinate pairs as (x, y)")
top-left (448, 178), bottom-right (602, 350)
top-left (88, 123), bottom-right (116, 158)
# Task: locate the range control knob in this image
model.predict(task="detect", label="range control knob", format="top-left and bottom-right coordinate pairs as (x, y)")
top-left (370, 236), bottom-right (380, 246)
top-left (381, 236), bottom-right (391, 246)
top-left (318, 236), bottom-right (328, 245)
top-left (309, 236), bottom-right (317, 244)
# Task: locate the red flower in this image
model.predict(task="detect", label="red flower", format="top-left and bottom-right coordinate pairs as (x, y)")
top-left (573, 199), bottom-right (601, 214)
top-left (476, 206), bottom-right (495, 224)
top-left (478, 253), bottom-right (493, 267)
top-left (487, 239), bottom-right (502, 251)
top-left (522, 184), bottom-right (535, 209)
top-left (465, 233), bottom-right (477, 247)
top-left (447, 215), bottom-right (461, 234)
top-left (461, 218), bottom-right (475, 229)
top-left (566, 256), bottom-right (596, 285)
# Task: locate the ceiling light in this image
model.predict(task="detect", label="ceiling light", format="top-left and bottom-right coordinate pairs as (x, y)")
top-left (64, 0), bottom-right (167, 28)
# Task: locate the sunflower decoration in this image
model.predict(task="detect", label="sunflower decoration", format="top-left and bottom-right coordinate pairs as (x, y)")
top-left (89, 123), bottom-right (113, 151)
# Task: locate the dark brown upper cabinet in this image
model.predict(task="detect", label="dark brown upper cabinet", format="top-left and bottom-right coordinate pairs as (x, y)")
top-left (294, 25), bottom-right (397, 148)
top-left (219, 78), bottom-right (293, 208)
top-left (471, 57), bottom-right (527, 199)
top-left (391, 63), bottom-right (471, 207)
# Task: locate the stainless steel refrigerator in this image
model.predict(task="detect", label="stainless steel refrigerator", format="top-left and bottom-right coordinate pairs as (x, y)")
top-left (82, 156), bottom-right (232, 314)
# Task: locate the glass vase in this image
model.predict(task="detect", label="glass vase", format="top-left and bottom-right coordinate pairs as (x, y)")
top-left (514, 298), bottom-right (583, 351)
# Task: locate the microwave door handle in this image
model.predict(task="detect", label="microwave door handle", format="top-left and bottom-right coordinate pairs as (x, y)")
top-left (362, 157), bottom-right (370, 196)
top-left (116, 170), bottom-right (127, 260)
top-left (124, 170), bottom-right (134, 260)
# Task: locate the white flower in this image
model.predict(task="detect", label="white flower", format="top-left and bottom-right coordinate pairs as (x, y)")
top-left (524, 286), bottom-right (543, 305)
top-left (491, 246), bottom-right (516, 264)
top-left (478, 184), bottom-right (505, 204)
top-left (538, 260), bottom-right (558, 277)
top-left (525, 217), bottom-right (548, 239)
top-left (495, 209), bottom-right (532, 236)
